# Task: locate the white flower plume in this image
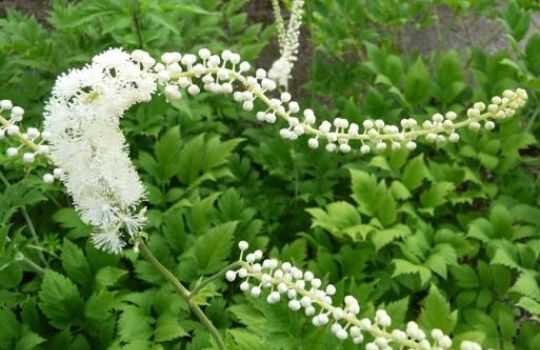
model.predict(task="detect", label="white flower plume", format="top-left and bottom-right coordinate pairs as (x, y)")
top-left (44, 48), bottom-right (157, 253)
top-left (269, 0), bottom-right (305, 89)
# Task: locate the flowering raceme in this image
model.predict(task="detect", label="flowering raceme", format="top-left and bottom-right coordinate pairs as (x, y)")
top-left (0, 47), bottom-right (529, 255)
top-left (43, 48), bottom-right (156, 253)
top-left (227, 242), bottom-right (486, 350)
top-left (268, 0), bottom-right (304, 89)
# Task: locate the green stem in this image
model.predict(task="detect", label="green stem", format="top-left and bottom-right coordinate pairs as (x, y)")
top-left (137, 240), bottom-right (227, 350)
top-left (0, 170), bottom-right (48, 266)
top-left (191, 261), bottom-right (243, 297)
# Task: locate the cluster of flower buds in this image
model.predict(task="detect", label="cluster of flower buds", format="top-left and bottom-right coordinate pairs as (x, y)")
top-left (0, 99), bottom-right (63, 183)
top-left (227, 241), bottom-right (486, 350)
top-left (155, 47), bottom-right (528, 156)
top-left (268, 0), bottom-right (305, 89)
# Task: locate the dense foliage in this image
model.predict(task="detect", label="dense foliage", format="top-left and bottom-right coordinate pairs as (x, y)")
top-left (1, 0), bottom-right (539, 349)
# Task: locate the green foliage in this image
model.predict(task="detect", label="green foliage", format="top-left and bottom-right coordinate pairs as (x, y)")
top-left (1, 0), bottom-right (540, 349)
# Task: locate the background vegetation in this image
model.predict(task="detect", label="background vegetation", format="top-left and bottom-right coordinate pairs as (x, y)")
top-left (1, 0), bottom-right (539, 349)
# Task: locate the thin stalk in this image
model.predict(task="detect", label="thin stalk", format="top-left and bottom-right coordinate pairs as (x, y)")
top-left (190, 261), bottom-right (243, 297)
top-left (131, 0), bottom-right (145, 49)
top-left (137, 240), bottom-right (227, 350)
top-left (0, 170), bottom-right (48, 266)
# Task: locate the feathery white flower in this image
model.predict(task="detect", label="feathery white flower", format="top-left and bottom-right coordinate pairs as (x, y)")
top-left (43, 48), bottom-right (157, 253)
top-left (269, 0), bottom-right (304, 89)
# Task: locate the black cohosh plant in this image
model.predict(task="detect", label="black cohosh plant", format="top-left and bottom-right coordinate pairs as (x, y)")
top-left (0, 43), bottom-right (529, 350)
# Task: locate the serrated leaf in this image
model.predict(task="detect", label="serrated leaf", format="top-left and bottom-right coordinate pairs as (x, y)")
top-left (392, 259), bottom-right (432, 285)
top-left (307, 201), bottom-right (362, 239)
top-left (510, 271), bottom-right (540, 301)
top-left (154, 313), bottom-right (188, 342)
top-left (62, 239), bottom-right (92, 287)
top-left (371, 225), bottom-right (410, 250)
top-left (95, 266), bottom-right (128, 288)
top-left (402, 154), bottom-right (430, 191)
top-left (193, 221), bottom-right (237, 274)
top-left (419, 285), bottom-right (457, 333)
top-left (420, 182), bottom-right (455, 208)
top-left (118, 305), bottom-right (154, 342)
top-left (39, 270), bottom-right (84, 329)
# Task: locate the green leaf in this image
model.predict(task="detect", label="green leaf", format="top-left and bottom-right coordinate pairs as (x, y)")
top-left (419, 285), bottom-right (457, 333)
top-left (451, 265), bottom-right (479, 288)
top-left (510, 271), bottom-right (540, 301)
top-left (526, 33), bottom-right (540, 75)
top-left (118, 305), bottom-right (154, 342)
top-left (15, 326), bottom-right (45, 350)
top-left (39, 270), bottom-right (84, 329)
top-left (307, 201), bottom-right (362, 239)
top-left (193, 221), bottom-right (237, 274)
top-left (404, 57), bottom-right (432, 105)
top-left (62, 239), bottom-right (92, 287)
top-left (95, 266), bottom-right (128, 288)
top-left (84, 291), bottom-right (116, 337)
top-left (420, 182), bottom-right (455, 208)
top-left (154, 313), bottom-right (188, 342)
top-left (0, 309), bottom-right (19, 349)
top-left (154, 126), bottom-right (182, 183)
top-left (52, 208), bottom-right (91, 239)
top-left (392, 259), bottom-right (432, 286)
top-left (371, 225), bottom-right (410, 251)
top-left (402, 154), bottom-right (430, 191)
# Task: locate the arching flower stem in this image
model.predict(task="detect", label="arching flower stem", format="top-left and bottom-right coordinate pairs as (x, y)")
top-left (136, 237), bottom-right (228, 350)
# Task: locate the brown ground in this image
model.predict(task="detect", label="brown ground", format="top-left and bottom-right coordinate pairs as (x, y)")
top-left (0, 0), bottom-right (50, 21)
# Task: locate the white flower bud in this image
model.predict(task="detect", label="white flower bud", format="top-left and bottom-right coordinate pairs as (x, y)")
top-left (473, 102), bottom-right (486, 111)
top-left (325, 284), bottom-right (336, 295)
top-left (198, 48), bottom-right (211, 60)
top-left (225, 270), bottom-right (236, 281)
top-left (164, 85), bottom-right (181, 101)
top-left (308, 138), bottom-right (319, 149)
top-left (188, 84), bottom-right (200, 96)
top-left (432, 113), bottom-right (444, 122)
top-left (288, 300), bottom-right (301, 311)
top-left (242, 100), bottom-right (254, 111)
top-left (305, 306), bottom-right (315, 316)
top-left (484, 120), bottom-right (495, 130)
top-left (11, 106), bottom-right (24, 118)
top-left (6, 124), bottom-right (19, 135)
top-left (406, 141), bottom-right (417, 150)
top-left (339, 143), bottom-right (351, 153)
top-left (363, 120), bottom-right (374, 129)
top-left (267, 291), bottom-right (280, 304)
top-left (250, 286), bottom-right (261, 297)
top-left (265, 113), bottom-right (277, 123)
top-left (239, 281), bottom-right (249, 291)
top-left (469, 121), bottom-right (481, 131)
top-left (445, 111), bottom-right (457, 120)
top-left (375, 142), bottom-right (387, 152)
top-left (374, 119), bottom-right (385, 129)
top-left (255, 69), bottom-right (267, 79)
top-left (238, 241), bottom-right (249, 251)
top-left (319, 121), bottom-right (331, 133)
top-left (448, 132), bottom-right (460, 142)
top-left (261, 78), bottom-right (276, 91)
top-left (467, 108), bottom-right (480, 118)
top-left (280, 92), bottom-right (292, 102)
top-left (0, 99), bottom-right (13, 110)
top-left (52, 168), bottom-right (63, 179)
top-left (42, 173), bottom-right (55, 184)
top-left (23, 152), bottom-right (35, 163)
top-left (239, 61), bottom-right (251, 72)
top-left (26, 127), bottom-right (40, 139)
top-left (360, 144), bottom-right (371, 154)
top-left (288, 101), bottom-right (300, 113)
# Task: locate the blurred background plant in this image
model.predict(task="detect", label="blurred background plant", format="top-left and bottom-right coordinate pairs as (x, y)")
top-left (0, 0), bottom-right (539, 349)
